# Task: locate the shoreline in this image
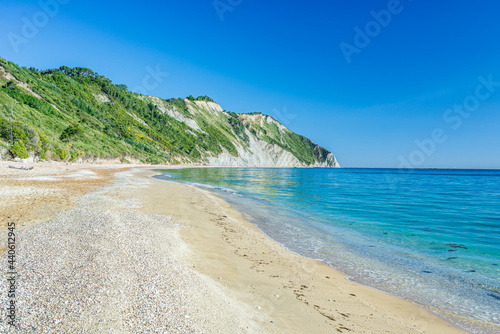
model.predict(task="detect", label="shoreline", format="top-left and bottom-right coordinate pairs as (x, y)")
top-left (0, 161), bottom-right (482, 332)
top-left (142, 169), bottom-right (468, 333)
top-left (153, 168), bottom-right (499, 333)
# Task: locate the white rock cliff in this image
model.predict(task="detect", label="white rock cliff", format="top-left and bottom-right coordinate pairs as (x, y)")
top-left (142, 97), bottom-right (341, 168)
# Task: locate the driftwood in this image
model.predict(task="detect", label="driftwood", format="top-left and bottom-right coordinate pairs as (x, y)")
top-left (8, 165), bottom-right (34, 171)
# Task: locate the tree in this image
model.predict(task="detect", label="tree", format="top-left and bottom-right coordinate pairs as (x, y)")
top-left (195, 95), bottom-right (215, 102)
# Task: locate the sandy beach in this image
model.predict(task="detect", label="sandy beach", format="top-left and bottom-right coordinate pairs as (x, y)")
top-left (0, 161), bottom-right (470, 333)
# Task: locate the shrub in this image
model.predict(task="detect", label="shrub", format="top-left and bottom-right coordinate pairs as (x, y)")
top-left (39, 146), bottom-right (48, 160)
top-left (120, 156), bottom-right (131, 164)
top-left (2, 80), bottom-right (16, 89)
top-left (69, 150), bottom-right (80, 161)
top-left (1, 87), bottom-right (57, 116)
top-left (9, 141), bottom-right (29, 159)
top-left (54, 148), bottom-right (68, 161)
top-left (60, 123), bottom-right (83, 141)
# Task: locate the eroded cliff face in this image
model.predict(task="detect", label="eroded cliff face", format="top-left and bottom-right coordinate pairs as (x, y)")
top-left (313, 153), bottom-right (340, 168)
top-left (142, 97), bottom-right (341, 168)
top-left (207, 129), bottom-right (304, 167)
top-left (207, 129), bottom-right (340, 168)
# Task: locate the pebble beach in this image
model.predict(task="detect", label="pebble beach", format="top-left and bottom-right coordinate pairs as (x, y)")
top-left (0, 161), bottom-right (469, 333)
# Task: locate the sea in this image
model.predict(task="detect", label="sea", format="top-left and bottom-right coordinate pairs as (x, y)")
top-left (156, 168), bottom-right (500, 333)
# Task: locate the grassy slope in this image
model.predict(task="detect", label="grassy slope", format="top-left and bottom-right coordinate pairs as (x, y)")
top-left (0, 58), bottom-right (333, 165)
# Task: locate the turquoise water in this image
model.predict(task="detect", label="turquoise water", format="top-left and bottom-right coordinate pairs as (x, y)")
top-left (157, 168), bottom-right (500, 332)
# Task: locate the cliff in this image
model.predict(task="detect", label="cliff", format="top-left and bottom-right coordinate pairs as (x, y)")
top-left (0, 58), bottom-right (339, 167)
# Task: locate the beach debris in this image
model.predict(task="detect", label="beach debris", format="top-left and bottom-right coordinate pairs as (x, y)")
top-left (256, 306), bottom-right (261, 309)
top-left (274, 294), bottom-right (279, 298)
top-left (8, 165), bottom-right (34, 170)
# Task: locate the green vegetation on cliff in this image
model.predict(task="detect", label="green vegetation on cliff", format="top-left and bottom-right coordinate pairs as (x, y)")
top-left (0, 57), bottom-right (336, 166)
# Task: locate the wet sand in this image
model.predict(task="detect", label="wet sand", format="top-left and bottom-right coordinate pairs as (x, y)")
top-left (137, 169), bottom-right (466, 333)
top-left (0, 162), bottom-right (469, 333)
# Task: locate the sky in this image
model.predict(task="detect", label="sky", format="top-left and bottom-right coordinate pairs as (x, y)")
top-left (1, 0), bottom-right (500, 168)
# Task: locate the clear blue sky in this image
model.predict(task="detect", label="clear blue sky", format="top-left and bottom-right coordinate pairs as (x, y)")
top-left (1, 0), bottom-right (500, 168)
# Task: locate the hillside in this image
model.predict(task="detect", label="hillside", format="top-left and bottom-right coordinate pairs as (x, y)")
top-left (0, 58), bottom-right (339, 167)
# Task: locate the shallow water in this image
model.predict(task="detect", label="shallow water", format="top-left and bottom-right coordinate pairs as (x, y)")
top-left (157, 168), bottom-right (500, 332)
